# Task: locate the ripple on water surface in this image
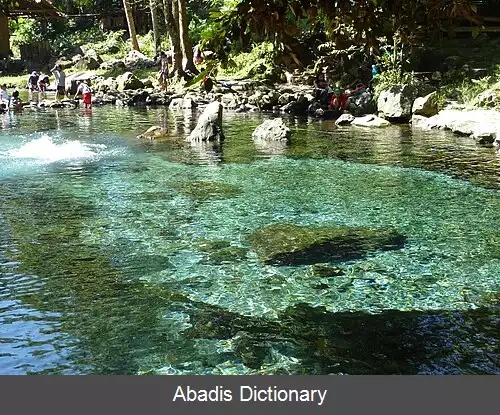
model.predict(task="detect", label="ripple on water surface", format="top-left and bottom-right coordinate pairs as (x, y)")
top-left (0, 107), bottom-right (498, 374)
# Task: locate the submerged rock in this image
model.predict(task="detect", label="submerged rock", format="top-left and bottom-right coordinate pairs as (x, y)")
top-left (197, 239), bottom-right (248, 264)
top-left (310, 264), bottom-right (346, 278)
top-left (249, 223), bottom-right (406, 265)
top-left (137, 125), bottom-right (168, 140)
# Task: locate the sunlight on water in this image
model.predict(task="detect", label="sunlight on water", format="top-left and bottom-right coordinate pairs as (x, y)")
top-left (4, 134), bottom-right (105, 163)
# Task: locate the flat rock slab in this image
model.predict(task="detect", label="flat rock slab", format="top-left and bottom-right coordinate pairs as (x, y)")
top-left (352, 114), bottom-right (390, 127)
top-left (413, 109), bottom-right (500, 145)
top-left (249, 223), bottom-right (406, 266)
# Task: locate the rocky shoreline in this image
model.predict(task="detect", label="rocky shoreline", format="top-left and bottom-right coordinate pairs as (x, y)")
top-left (19, 48), bottom-right (500, 153)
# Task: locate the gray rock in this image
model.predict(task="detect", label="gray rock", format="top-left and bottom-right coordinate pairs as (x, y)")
top-left (335, 113), bottom-right (355, 126)
top-left (411, 114), bottom-right (433, 129)
top-left (124, 50), bottom-right (155, 69)
top-left (99, 59), bottom-right (126, 72)
top-left (281, 95), bottom-right (310, 114)
top-left (377, 84), bottom-right (417, 120)
top-left (252, 118), bottom-right (291, 142)
top-left (188, 101), bottom-right (224, 141)
top-left (96, 77), bottom-right (118, 93)
top-left (169, 97), bottom-right (197, 110)
top-left (472, 88), bottom-right (500, 108)
top-left (169, 98), bottom-right (183, 110)
top-left (352, 114), bottom-right (390, 127)
top-left (412, 91), bottom-right (438, 117)
top-left (141, 79), bottom-right (154, 89)
top-left (74, 55), bottom-right (101, 70)
top-left (137, 125), bottom-right (168, 140)
top-left (307, 101), bottom-right (322, 115)
top-left (413, 109), bottom-right (500, 145)
top-left (471, 130), bottom-right (496, 146)
top-left (278, 93), bottom-right (295, 105)
top-left (116, 72), bottom-right (144, 91)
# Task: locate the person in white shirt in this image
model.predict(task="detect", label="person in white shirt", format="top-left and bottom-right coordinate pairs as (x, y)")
top-left (51, 64), bottom-right (66, 101)
top-left (0, 84), bottom-right (9, 106)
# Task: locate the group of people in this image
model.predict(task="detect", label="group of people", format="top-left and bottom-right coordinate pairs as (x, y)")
top-left (314, 68), bottom-right (373, 115)
top-left (0, 64), bottom-right (93, 113)
top-left (0, 84), bottom-right (23, 112)
top-left (26, 64), bottom-right (67, 102)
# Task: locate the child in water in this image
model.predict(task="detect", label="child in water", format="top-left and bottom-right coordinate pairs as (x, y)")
top-left (0, 84), bottom-right (9, 106)
top-left (9, 90), bottom-right (23, 111)
top-left (74, 80), bottom-right (92, 109)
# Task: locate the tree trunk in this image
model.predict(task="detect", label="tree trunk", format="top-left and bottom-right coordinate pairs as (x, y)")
top-left (162, 0), bottom-right (182, 75)
top-left (149, 0), bottom-right (160, 56)
top-left (123, 0), bottom-right (140, 51)
top-left (177, 0), bottom-right (198, 74)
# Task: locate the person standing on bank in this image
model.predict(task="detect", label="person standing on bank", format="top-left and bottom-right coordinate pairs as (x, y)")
top-left (51, 64), bottom-right (66, 102)
top-left (37, 73), bottom-right (50, 100)
top-left (157, 52), bottom-right (169, 91)
top-left (27, 71), bottom-right (39, 101)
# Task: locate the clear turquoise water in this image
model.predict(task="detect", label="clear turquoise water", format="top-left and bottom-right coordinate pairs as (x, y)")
top-left (0, 106), bottom-right (498, 374)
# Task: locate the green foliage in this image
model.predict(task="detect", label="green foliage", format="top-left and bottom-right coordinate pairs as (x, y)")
top-left (9, 19), bottom-right (45, 47)
top-left (219, 42), bottom-right (281, 79)
top-left (373, 51), bottom-right (418, 97)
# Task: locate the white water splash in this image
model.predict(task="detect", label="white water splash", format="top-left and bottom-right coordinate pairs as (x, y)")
top-left (6, 135), bottom-right (105, 162)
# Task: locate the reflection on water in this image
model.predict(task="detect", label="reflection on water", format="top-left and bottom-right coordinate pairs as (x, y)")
top-left (0, 106), bottom-right (498, 374)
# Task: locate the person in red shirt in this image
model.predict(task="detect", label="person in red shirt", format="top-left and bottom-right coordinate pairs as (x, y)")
top-left (329, 88), bottom-right (350, 112)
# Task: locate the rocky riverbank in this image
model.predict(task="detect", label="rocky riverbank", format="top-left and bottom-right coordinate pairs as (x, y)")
top-left (412, 108), bottom-right (500, 147)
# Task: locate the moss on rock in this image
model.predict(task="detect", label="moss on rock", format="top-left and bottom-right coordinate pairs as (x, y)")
top-left (249, 223), bottom-right (406, 265)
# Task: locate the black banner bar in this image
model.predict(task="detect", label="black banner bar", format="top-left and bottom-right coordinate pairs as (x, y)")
top-left (0, 376), bottom-right (498, 415)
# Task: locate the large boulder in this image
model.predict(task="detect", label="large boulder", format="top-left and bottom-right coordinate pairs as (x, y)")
top-left (74, 49), bottom-right (103, 70)
top-left (252, 118), bottom-right (291, 142)
top-left (377, 84), bottom-right (417, 120)
top-left (96, 77), bottom-right (118, 93)
top-left (99, 59), bottom-right (126, 73)
top-left (74, 56), bottom-right (101, 70)
top-left (281, 94), bottom-right (310, 114)
top-left (169, 97), bottom-right (198, 110)
top-left (124, 50), bottom-right (155, 69)
top-left (412, 91), bottom-right (438, 117)
top-left (351, 114), bottom-right (390, 127)
top-left (116, 72), bottom-right (144, 91)
top-left (472, 86), bottom-right (500, 108)
top-left (188, 101), bottom-right (224, 141)
top-left (249, 223), bottom-right (406, 265)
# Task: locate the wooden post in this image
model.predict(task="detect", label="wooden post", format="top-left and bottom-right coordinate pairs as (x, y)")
top-left (0, 12), bottom-right (10, 58)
